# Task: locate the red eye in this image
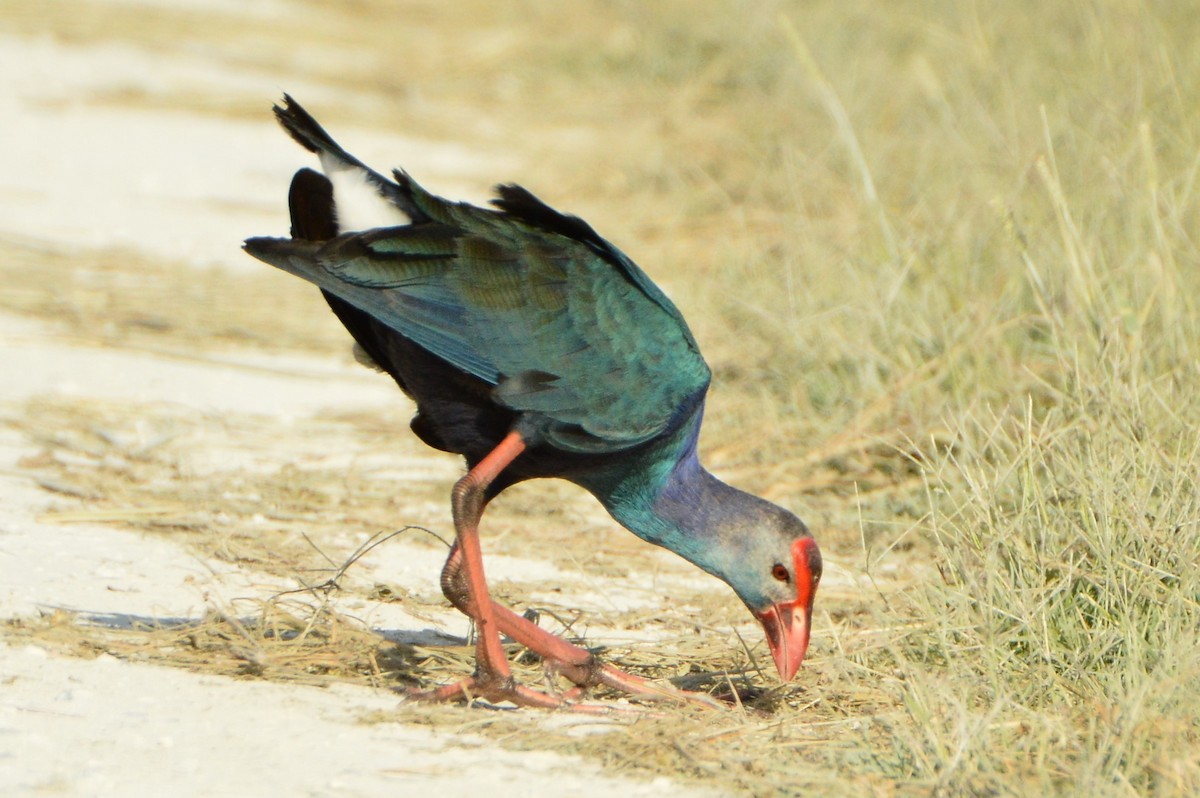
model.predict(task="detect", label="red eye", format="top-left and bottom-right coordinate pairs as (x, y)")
top-left (771, 563), bottom-right (790, 582)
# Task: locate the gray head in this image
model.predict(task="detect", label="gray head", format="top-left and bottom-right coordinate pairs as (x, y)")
top-left (643, 464), bottom-right (822, 682)
top-left (714, 495), bottom-right (821, 681)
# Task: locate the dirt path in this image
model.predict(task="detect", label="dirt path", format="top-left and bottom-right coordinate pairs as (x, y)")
top-left (0, 15), bottom-right (726, 798)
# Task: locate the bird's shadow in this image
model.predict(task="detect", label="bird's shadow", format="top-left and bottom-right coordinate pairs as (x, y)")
top-left (71, 608), bottom-right (459, 647)
top-left (54, 608), bottom-right (780, 710)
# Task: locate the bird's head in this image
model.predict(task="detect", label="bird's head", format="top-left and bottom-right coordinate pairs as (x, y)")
top-left (726, 509), bottom-right (821, 682)
top-left (608, 447), bottom-right (822, 683)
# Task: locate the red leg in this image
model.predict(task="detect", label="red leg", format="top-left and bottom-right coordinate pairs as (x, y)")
top-left (408, 432), bottom-right (616, 711)
top-left (434, 502), bottom-right (721, 708)
top-left (447, 431), bottom-right (521, 684)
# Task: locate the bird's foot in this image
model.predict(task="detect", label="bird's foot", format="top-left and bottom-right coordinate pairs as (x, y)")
top-left (438, 538), bottom-right (724, 711)
top-left (405, 672), bottom-right (627, 714)
top-left (544, 654), bottom-right (725, 710)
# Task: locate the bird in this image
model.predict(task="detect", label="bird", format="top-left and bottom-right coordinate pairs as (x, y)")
top-left (244, 96), bottom-right (821, 709)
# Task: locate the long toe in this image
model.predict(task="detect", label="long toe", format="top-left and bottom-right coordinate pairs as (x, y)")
top-left (404, 675), bottom-right (630, 715)
top-left (527, 647), bottom-right (721, 709)
top-left (485, 598), bottom-right (725, 709)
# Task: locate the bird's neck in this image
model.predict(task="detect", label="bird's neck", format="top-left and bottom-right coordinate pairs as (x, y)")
top-left (593, 415), bottom-right (748, 582)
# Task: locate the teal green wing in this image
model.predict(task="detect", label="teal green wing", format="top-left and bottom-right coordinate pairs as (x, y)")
top-left (245, 176), bottom-right (710, 454)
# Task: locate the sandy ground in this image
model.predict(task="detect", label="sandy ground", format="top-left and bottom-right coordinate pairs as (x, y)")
top-left (0, 15), bottom-right (723, 798)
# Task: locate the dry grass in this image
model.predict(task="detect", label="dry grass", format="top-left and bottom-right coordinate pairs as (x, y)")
top-left (5, 0), bottom-right (1200, 795)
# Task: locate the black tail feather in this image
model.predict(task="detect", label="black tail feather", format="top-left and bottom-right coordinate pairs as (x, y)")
top-left (274, 94), bottom-right (359, 165)
top-left (273, 94), bottom-right (430, 223)
top-left (283, 163), bottom-right (403, 391)
top-left (288, 168), bottom-right (338, 241)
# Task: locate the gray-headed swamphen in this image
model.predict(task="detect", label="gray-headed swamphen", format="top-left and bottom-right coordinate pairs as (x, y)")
top-left (243, 96), bottom-right (821, 709)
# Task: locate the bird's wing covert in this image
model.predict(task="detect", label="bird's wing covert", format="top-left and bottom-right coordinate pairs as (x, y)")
top-left (247, 179), bottom-right (710, 453)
